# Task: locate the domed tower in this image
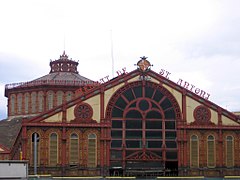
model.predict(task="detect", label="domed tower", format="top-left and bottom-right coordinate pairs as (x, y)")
top-left (5, 52), bottom-right (98, 120)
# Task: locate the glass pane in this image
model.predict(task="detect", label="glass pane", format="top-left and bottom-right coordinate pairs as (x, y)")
top-left (115, 96), bottom-right (127, 109)
top-left (112, 120), bottom-right (122, 128)
top-left (160, 98), bottom-right (172, 110)
top-left (147, 141), bottom-right (162, 148)
top-left (146, 131), bottom-right (162, 139)
top-left (111, 150), bottom-right (122, 159)
top-left (71, 133), bottom-right (78, 139)
top-left (191, 135), bottom-right (198, 141)
top-left (166, 151), bottom-right (177, 159)
top-left (139, 100), bottom-right (149, 111)
top-left (145, 87), bottom-right (154, 98)
top-left (133, 86), bottom-right (142, 98)
top-left (111, 130), bottom-right (122, 138)
top-left (165, 121), bottom-right (175, 129)
top-left (126, 140), bottom-right (142, 148)
top-left (123, 89), bottom-right (135, 102)
top-left (126, 120), bottom-right (142, 129)
top-left (165, 131), bottom-right (176, 139)
top-left (151, 102), bottom-right (159, 109)
top-left (129, 102), bottom-right (136, 108)
top-left (146, 121), bottom-right (162, 129)
top-left (166, 141), bottom-right (177, 148)
top-left (153, 90), bottom-right (164, 102)
top-left (126, 131), bottom-right (142, 138)
top-left (126, 110), bottom-right (142, 118)
top-left (146, 111), bottom-right (162, 119)
top-left (112, 107), bottom-right (123, 117)
top-left (164, 109), bottom-right (176, 119)
top-left (111, 140), bottom-right (122, 148)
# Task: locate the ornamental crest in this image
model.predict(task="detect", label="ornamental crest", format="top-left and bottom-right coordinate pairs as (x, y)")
top-left (137, 56), bottom-right (151, 72)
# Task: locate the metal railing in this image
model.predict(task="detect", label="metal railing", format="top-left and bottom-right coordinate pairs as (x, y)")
top-left (5, 80), bottom-right (100, 90)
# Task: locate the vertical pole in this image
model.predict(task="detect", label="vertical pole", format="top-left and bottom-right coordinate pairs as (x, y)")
top-left (34, 133), bottom-right (37, 175)
top-left (110, 30), bottom-right (114, 78)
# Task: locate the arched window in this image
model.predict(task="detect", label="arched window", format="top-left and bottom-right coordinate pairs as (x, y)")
top-left (226, 136), bottom-right (234, 167)
top-left (38, 91), bottom-right (44, 112)
top-left (56, 91), bottom-right (64, 106)
top-left (49, 133), bottom-right (58, 166)
top-left (31, 92), bottom-right (37, 113)
top-left (70, 133), bottom-right (79, 164)
top-left (88, 133), bottom-right (97, 167)
top-left (190, 135), bottom-right (199, 168)
top-left (66, 91), bottom-right (73, 102)
top-left (17, 93), bottom-right (23, 114)
top-left (109, 81), bottom-right (180, 170)
top-left (10, 94), bottom-right (16, 115)
top-left (24, 93), bottom-right (30, 114)
top-left (207, 135), bottom-right (215, 167)
top-left (47, 91), bottom-right (54, 110)
top-left (31, 133), bottom-right (40, 166)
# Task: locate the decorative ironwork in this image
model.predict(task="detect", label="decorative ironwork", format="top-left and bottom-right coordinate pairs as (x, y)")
top-left (5, 80), bottom-right (99, 90)
top-left (194, 105), bottom-right (211, 122)
top-left (137, 56), bottom-right (152, 72)
top-left (126, 150), bottom-right (162, 161)
top-left (50, 51), bottom-right (79, 73)
top-left (72, 103), bottom-right (96, 123)
top-left (74, 103), bottom-right (93, 120)
top-left (191, 105), bottom-right (214, 126)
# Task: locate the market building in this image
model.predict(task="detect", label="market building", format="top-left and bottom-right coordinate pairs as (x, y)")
top-left (1, 53), bottom-right (240, 177)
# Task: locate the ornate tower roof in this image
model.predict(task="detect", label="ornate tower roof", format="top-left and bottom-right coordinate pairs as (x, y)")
top-left (50, 51), bottom-right (79, 74)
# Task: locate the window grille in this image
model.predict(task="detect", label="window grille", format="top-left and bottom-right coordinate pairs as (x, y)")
top-left (226, 136), bottom-right (234, 167)
top-left (70, 133), bottom-right (79, 164)
top-left (88, 134), bottom-right (96, 167)
top-left (207, 135), bottom-right (215, 167)
top-left (49, 133), bottom-right (58, 166)
top-left (190, 135), bottom-right (199, 168)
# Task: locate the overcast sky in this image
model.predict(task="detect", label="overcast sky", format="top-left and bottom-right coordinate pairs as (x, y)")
top-left (0, 0), bottom-right (240, 120)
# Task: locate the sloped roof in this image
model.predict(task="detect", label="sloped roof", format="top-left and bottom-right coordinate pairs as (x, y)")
top-left (0, 117), bottom-right (22, 149)
top-left (5, 52), bottom-right (97, 96)
top-left (26, 67), bottom-right (239, 125)
top-left (32, 71), bottom-right (93, 82)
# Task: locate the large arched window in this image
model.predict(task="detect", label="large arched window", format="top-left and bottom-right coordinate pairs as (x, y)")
top-left (190, 135), bottom-right (199, 168)
top-left (31, 133), bottom-right (40, 166)
top-left (109, 81), bottom-right (181, 171)
top-left (66, 91), bottom-right (73, 102)
top-left (31, 92), bottom-right (37, 113)
top-left (49, 133), bottom-right (58, 166)
top-left (47, 91), bottom-right (54, 110)
top-left (24, 93), bottom-right (30, 114)
top-left (56, 91), bottom-right (64, 106)
top-left (88, 134), bottom-right (97, 167)
top-left (17, 93), bottom-right (23, 114)
top-left (70, 133), bottom-right (79, 164)
top-left (226, 136), bottom-right (234, 167)
top-left (38, 91), bottom-right (44, 113)
top-left (207, 135), bottom-right (215, 167)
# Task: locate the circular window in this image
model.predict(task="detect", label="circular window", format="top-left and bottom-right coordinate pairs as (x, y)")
top-left (138, 100), bottom-right (149, 111)
top-left (194, 105), bottom-right (211, 122)
top-left (74, 103), bottom-right (93, 121)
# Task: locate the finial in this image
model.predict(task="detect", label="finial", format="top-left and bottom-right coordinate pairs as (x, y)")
top-left (136, 56), bottom-right (152, 72)
top-left (140, 56), bottom-right (148, 60)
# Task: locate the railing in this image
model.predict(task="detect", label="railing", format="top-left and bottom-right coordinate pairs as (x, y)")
top-left (5, 80), bottom-right (100, 90)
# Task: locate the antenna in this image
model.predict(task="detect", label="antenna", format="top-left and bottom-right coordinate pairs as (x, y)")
top-left (110, 30), bottom-right (114, 78)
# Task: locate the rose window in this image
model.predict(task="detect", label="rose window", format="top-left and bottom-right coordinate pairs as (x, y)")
top-left (194, 105), bottom-right (211, 122)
